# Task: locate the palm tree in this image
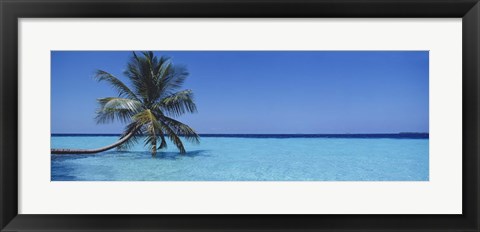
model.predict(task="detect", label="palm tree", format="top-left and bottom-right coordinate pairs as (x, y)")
top-left (51, 51), bottom-right (199, 156)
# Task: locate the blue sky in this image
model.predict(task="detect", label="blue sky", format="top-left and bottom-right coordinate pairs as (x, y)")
top-left (51, 51), bottom-right (429, 134)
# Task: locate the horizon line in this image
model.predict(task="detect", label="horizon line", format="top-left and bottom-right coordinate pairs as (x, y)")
top-left (51, 132), bottom-right (429, 135)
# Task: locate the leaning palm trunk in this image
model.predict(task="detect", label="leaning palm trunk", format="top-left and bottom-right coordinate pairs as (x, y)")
top-left (51, 132), bottom-right (135, 154)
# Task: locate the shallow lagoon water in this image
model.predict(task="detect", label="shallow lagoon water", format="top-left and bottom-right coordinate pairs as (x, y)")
top-left (51, 135), bottom-right (429, 181)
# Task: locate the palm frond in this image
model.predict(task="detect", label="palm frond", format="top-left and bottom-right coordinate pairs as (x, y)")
top-left (158, 135), bottom-right (167, 150)
top-left (155, 124), bottom-right (167, 150)
top-left (159, 123), bottom-right (186, 154)
top-left (154, 56), bottom-right (171, 82)
top-left (116, 121), bottom-right (143, 151)
top-left (96, 108), bottom-right (131, 124)
top-left (98, 97), bottom-right (143, 111)
top-left (161, 116), bottom-right (200, 144)
top-left (155, 89), bottom-right (197, 117)
top-left (159, 65), bottom-right (189, 98)
top-left (94, 70), bottom-right (139, 101)
top-left (124, 52), bottom-right (154, 102)
top-left (95, 97), bottom-right (142, 124)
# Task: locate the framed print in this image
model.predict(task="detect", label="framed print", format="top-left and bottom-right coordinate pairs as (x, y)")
top-left (1, 0), bottom-right (479, 231)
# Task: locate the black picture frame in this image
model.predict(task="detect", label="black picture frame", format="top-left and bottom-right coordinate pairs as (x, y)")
top-left (1, 0), bottom-right (479, 231)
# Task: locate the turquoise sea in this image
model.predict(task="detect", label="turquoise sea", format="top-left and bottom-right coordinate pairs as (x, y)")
top-left (51, 134), bottom-right (429, 181)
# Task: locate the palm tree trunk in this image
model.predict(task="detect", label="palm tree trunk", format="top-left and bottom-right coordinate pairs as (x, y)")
top-left (51, 132), bottom-right (135, 154)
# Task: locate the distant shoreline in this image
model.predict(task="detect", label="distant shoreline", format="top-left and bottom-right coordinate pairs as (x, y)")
top-left (51, 133), bottom-right (429, 139)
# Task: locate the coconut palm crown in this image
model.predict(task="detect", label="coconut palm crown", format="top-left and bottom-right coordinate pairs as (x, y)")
top-left (95, 51), bottom-right (199, 156)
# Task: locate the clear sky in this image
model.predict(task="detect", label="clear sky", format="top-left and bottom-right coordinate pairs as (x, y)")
top-left (51, 51), bottom-right (429, 134)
